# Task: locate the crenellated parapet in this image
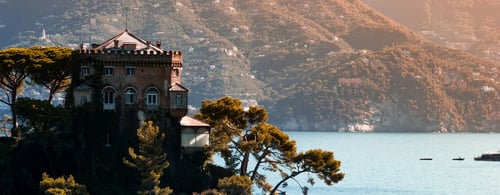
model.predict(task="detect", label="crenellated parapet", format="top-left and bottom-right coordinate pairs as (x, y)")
top-left (77, 49), bottom-right (182, 56)
top-left (76, 49), bottom-right (183, 67)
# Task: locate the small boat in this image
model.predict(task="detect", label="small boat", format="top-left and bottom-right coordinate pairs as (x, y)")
top-left (474, 151), bottom-right (500, 161)
top-left (453, 157), bottom-right (465, 161)
top-left (420, 158), bottom-right (433, 160)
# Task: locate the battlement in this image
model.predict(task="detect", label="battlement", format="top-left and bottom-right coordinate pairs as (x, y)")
top-left (77, 49), bottom-right (182, 56)
top-left (77, 49), bottom-right (183, 67)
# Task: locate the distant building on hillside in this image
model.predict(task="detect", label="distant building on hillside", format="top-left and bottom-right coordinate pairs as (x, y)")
top-left (30, 28), bottom-right (52, 46)
top-left (70, 30), bottom-right (209, 155)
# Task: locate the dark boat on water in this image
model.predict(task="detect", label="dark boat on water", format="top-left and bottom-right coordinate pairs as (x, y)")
top-left (420, 158), bottom-right (432, 160)
top-left (474, 151), bottom-right (500, 161)
top-left (453, 157), bottom-right (465, 161)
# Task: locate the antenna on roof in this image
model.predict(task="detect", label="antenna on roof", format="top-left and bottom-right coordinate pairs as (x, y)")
top-left (125, 7), bottom-right (130, 31)
top-left (87, 11), bottom-right (92, 45)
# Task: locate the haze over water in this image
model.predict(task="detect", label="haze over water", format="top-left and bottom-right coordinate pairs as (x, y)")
top-left (250, 132), bottom-right (500, 194)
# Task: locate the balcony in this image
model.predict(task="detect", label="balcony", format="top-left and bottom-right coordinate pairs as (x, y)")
top-left (146, 104), bottom-right (159, 111)
top-left (103, 103), bottom-right (115, 111)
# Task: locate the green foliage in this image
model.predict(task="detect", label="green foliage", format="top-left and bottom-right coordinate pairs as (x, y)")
top-left (29, 47), bottom-right (73, 103)
top-left (294, 149), bottom-right (344, 185)
top-left (0, 47), bottom-right (45, 129)
top-left (199, 189), bottom-right (224, 195)
top-left (39, 172), bottom-right (89, 195)
top-left (270, 149), bottom-right (344, 194)
top-left (244, 123), bottom-right (297, 191)
top-left (197, 97), bottom-right (282, 181)
top-left (0, 46), bottom-right (73, 132)
top-left (217, 175), bottom-right (252, 195)
top-left (123, 121), bottom-right (172, 195)
top-left (198, 97), bottom-right (343, 193)
top-left (15, 97), bottom-right (65, 133)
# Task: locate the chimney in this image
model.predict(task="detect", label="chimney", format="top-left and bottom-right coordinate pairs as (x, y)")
top-left (156, 41), bottom-right (161, 49)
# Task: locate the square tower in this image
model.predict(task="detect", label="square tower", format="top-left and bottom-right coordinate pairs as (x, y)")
top-left (72, 30), bottom-right (188, 118)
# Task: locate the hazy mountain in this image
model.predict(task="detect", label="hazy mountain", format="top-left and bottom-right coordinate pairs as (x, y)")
top-left (0, 0), bottom-right (498, 132)
top-left (364, 0), bottom-right (500, 62)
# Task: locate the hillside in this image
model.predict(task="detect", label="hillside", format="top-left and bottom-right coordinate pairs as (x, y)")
top-left (364, 0), bottom-right (500, 62)
top-left (0, 0), bottom-right (498, 132)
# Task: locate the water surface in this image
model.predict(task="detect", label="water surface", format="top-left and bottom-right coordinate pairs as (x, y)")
top-left (250, 132), bottom-right (500, 194)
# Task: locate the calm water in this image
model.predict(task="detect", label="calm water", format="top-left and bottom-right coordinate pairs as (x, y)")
top-left (245, 132), bottom-right (500, 195)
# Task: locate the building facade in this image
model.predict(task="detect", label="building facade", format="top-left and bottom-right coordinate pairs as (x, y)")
top-left (71, 30), bottom-right (209, 154)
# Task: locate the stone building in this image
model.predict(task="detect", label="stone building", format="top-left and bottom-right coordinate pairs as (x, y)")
top-left (71, 30), bottom-right (209, 156)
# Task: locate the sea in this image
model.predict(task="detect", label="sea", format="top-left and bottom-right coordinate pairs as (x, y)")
top-left (216, 132), bottom-right (500, 195)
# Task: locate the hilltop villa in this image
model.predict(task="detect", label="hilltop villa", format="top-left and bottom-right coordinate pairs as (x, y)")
top-left (71, 30), bottom-right (209, 155)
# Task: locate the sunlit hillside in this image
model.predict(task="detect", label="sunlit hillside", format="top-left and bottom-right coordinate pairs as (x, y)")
top-left (364, 0), bottom-right (500, 62)
top-left (0, 0), bottom-right (498, 131)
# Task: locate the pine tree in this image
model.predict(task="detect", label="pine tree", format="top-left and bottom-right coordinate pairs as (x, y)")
top-left (39, 172), bottom-right (89, 195)
top-left (196, 97), bottom-right (344, 193)
top-left (123, 121), bottom-right (172, 195)
top-left (217, 175), bottom-right (252, 195)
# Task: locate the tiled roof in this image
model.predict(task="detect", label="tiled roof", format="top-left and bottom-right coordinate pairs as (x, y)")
top-left (169, 83), bottom-right (189, 92)
top-left (92, 30), bottom-right (162, 51)
top-left (180, 116), bottom-right (210, 127)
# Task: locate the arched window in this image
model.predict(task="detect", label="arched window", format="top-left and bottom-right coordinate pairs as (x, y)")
top-left (124, 87), bottom-right (136, 105)
top-left (145, 87), bottom-right (159, 110)
top-left (102, 86), bottom-right (116, 111)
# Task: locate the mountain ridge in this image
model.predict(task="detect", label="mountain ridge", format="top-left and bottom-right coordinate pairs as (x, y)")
top-left (0, 0), bottom-right (498, 132)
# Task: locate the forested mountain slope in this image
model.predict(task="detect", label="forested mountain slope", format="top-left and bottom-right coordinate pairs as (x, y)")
top-left (364, 0), bottom-right (500, 62)
top-left (0, 0), bottom-right (498, 131)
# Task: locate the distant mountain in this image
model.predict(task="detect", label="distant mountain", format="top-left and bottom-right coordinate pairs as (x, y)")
top-left (0, 0), bottom-right (498, 132)
top-left (363, 0), bottom-right (500, 62)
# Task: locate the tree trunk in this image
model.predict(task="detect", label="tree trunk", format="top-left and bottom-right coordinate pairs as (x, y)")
top-left (10, 92), bottom-right (17, 130)
top-left (270, 175), bottom-right (292, 195)
top-left (270, 170), bottom-right (306, 195)
top-left (48, 92), bottom-right (54, 104)
top-left (240, 152), bottom-right (250, 176)
top-left (250, 149), bottom-right (268, 181)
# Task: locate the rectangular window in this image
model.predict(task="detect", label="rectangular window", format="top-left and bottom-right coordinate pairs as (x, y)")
top-left (104, 66), bottom-right (114, 76)
top-left (126, 67), bottom-right (136, 76)
top-left (176, 94), bottom-right (183, 105)
top-left (81, 66), bottom-right (90, 76)
top-left (173, 69), bottom-right (179, 78)
top-left (181, 129), bottom-right (209, 148)
top-left (123, 43), bottom-right (137, 50)
top-left (80, 96), bottom-right (87, 105)
top-left (147, 94), bottom-right (157, 105)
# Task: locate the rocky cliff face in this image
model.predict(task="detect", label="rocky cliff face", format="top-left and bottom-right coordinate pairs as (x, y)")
top-left (276, 101), bottom-right (450, 132)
